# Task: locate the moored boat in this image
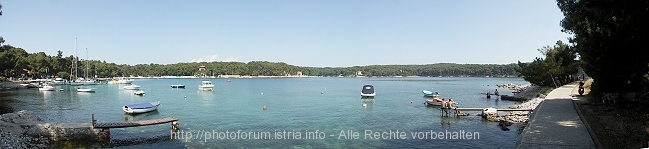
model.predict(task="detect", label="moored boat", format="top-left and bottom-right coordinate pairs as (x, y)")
top-left (70, 81), bottom-right (84, 86)
top-left (123, 101), bottom-right (161, 114)
top-left (360, 85), bottom-right (375, 97)
top-left (423, 90), bottom-right (440, 97)
top-left (108, 77), bottom-right (134, 84)
top-left (424, 98), bottom-right (443, 106)
top-left (76, 87), bottom-right (95, 92)
top-left (123, 84), bottom-right (141, 90)
top-left (171, 84), bottom-right (185, 89)
top-left (134, 90), bottom-right (145, 95)
top-left (53, 78), bottom-right (68, 85)
top-left (39, 84), bottom-right (56, 91)
top-left (198, 80), bottom-right (214, 91)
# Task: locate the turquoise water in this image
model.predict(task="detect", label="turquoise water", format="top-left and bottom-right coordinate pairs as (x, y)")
top-left (2, 77), bottom-right (529, 148)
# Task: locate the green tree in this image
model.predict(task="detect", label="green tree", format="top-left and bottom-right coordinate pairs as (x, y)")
top-left (516, 41), bottom-right (578, 87)
top-left (558, 0), bottom-right (649, 96)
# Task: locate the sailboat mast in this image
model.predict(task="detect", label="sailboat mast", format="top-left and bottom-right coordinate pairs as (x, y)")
top-left (74, 38), bottom-right (78, 80)
top-left (86, 48), bottom-right (88, 79)
top-left (74, 38), bottom-right (79, 79)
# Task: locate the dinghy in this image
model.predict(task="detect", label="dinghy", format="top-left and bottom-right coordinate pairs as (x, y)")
top-left (123, 101), bottom-right (161, 114)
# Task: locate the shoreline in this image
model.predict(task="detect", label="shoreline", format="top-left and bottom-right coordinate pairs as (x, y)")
top-left (494, 85), bottom-right (552, 123)
top-left (0, 110), bottom-right (101, 149)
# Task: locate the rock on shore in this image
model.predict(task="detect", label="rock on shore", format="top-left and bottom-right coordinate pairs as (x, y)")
top-left (0, 110), bottom-right (101, 148)
top-left (0, 110), bottom-right (49, 149)
top-left (491, 85), bottom-right (551, 123)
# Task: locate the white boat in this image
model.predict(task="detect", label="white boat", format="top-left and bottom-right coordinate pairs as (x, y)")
top-left (84, 79), bottom-right (97, 85)
top-left (134, 90), bottom-right (145, 95)
top-left (360, 85), bottom-right (376, 97)
top-left (108, 77), bottom-right (133, 84)
top-left (123, 84), bottom-right (141, 90)
top-left (198, 80), bottom-right (214, 91)
top-left (76, 88), bottom-right (95, 92)
top-left (39, 84), bottom-right (56, 91)
top-left (53, 78), bottom-right (68, 85)
top-left (123, 101), bottom-right (161, 114)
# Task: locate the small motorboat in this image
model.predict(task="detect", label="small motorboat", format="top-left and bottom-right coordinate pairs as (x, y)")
top-left (198, 80), bottom-right (214, 91)
top-left (360, 85), bottom-right (375, 97)
top-left (424, 98), bottom-right (443, 106)
top-left (134, 90), bottom-right (145, 95)
top-left (39, 84), bottom-right (56, 91)
top-left (123, 84), bottom-right (141, 90)
top-left (423, 90), bottom-right (441, 97)
top-left (171, 84), bottom-right (185, 89)
top-left (123, 101), bottom-right (161, 114)
top-left (76, 88), bottom-right (96, 92)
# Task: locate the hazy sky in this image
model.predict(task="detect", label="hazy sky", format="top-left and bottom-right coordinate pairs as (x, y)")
top-left (0, 0), bottom-right (571, 67)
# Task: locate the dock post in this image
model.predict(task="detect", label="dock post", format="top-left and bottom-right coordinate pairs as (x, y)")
top-left (92, 114), bottom-right (96, 126)
top-left (171, 121), bottom-right (179, 130)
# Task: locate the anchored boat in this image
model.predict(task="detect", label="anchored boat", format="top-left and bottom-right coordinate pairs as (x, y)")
top-left (360, 85), bottom-right (375, 97)
top-left (39, 84), bottom-right (56, 91)
top-left (123, 84), bottom-right (141, 90)
top-left (123, 101), bottom-right (161, 114)
top-left (198, 80), bottom-right (214, 91)
top-left (171, 84), bottom-right (185, 89)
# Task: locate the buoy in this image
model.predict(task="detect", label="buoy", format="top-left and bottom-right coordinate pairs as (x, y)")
top-left (410, 101), bottom-right (413, 104)
top-left (362, 104), bottom-right (367, 107)
top-left (184, 96), bottom-right (187, 98)
top-left (263, 105), bottom-right (267, 110)
top-left (321, 92), bottom-right (324, 94)
top-left (261, 92), bottom-right (263, 95)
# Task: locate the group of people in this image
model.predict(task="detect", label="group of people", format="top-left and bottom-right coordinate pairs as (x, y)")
top-left (486, 89), bottom-right (500, 98)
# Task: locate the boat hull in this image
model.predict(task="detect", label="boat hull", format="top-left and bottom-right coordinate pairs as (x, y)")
top-left (123, 85), bottom-right (141, 90)
top-left (360, 93), bottom-right (376, 97)
top-left (424, 99), bottom-right (442, 106)
top-left (39, 86), bottom-right (56, 91)
top-left (134, 90), bottom-right (145, 95)
top-left (123, 101), bottom-right (160, 114)
top-left (171, 85), bottom-right (185, 88)
top-left (198, 85), bottom-right (214, 91)
top-left (70, 82), bottom-right (84, 86)
top-left (77, 88), bottom-right (95, 92)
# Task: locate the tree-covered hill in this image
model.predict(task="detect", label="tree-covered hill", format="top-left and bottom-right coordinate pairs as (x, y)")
top-left (0, 45), bottom-right (519, 79)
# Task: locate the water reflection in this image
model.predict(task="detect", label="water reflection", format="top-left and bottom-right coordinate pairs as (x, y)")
top-left (361, 98), bottom-right (374, 109)
top-left (124, 110), bottom-right (160, 121)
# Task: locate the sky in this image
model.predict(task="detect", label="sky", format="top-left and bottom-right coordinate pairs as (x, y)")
top-left (0, 0), bottom-right (571, 67)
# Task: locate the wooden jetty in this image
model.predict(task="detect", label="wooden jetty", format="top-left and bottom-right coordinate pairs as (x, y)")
top-left (452, 108), bottom-right (533, 117)
top-left (92, 114), bottom-right (179, 137)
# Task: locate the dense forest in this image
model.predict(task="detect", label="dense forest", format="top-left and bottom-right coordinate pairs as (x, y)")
top-left (0, 45), bottom-right (519, 80)
top-left (557, 0), bottom-right (649, 96)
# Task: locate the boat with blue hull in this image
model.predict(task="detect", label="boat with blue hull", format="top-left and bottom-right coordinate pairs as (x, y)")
top-left (171, 84), bottom-right (185, 89)
top-left (123, 101), bottom-right (160, 114)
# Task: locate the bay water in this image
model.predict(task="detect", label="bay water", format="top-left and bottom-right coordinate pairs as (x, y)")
top-left (0, 77), bottom-right (529, 148)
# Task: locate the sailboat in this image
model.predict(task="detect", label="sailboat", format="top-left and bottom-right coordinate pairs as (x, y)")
top-left (69, 38), bottom-right (84, 86)
top-left (83, 48), bottom-right (96, 85)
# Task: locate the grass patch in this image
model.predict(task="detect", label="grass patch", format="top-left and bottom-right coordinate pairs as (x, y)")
top-left (577, 78), bottom-right (649, 148)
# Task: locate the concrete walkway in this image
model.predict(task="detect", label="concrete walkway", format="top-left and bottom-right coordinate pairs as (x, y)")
top-left (515, 82), bottom-right (599, 149)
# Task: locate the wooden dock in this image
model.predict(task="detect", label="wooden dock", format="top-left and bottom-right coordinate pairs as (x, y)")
top-left (92, 114), bottom-right (179, 137)
top-left (93, 117), bottom-right (178, 128)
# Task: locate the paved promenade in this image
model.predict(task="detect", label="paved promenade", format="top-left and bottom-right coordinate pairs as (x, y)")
top-left (515, 82), bottom-right (599, 149)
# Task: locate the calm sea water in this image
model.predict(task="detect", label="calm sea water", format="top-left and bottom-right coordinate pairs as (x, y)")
top-left (1, 77), bottom-right (529, 148)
